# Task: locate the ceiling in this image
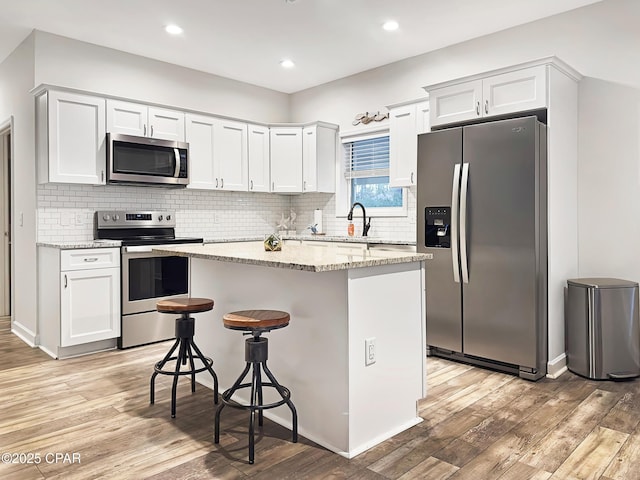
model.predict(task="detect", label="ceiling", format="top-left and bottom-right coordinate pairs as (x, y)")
top-left (0, 0), bottom-right (602, 94)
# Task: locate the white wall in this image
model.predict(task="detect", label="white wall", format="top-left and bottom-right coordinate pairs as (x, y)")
top-left (33, 31), bottom-right (289, 123)
top-left (578, 77), bottom-right (640, 279)
top-left (0, 36), bottom-right (37, 342)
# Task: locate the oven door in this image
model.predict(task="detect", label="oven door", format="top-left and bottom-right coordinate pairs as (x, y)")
top-left (121, 245), bottom-right (189, 315)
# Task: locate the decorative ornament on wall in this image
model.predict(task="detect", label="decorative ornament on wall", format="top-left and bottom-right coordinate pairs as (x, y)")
top-left (352, 111), bottom-right (389, 126)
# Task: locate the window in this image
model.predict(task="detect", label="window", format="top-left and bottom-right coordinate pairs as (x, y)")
top-left (342, 133), bottom-right (406, 216)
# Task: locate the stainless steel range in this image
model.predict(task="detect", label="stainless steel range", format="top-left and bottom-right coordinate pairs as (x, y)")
top-left (95, 211), bottom-right (203, 348)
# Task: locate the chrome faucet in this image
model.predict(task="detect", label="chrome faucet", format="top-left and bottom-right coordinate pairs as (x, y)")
top-left (347, 202), bottom-right (371, 236)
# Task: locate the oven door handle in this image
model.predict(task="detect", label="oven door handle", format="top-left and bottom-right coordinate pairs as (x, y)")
top-left (123, 245), bottom-right (176, 254)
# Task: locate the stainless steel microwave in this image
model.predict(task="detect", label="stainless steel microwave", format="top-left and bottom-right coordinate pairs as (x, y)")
top-left (107, 133), bottom-right (189, 187)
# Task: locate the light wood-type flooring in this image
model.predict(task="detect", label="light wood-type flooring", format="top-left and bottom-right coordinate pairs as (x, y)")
top-left (1, 315), bottom-right (639, 479)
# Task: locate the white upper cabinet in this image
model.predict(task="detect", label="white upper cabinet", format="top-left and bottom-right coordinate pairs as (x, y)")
top-left (215, 119), bottom-right (248, 191)
top-left (37, 90), bottom-right (107, 185)
top-left (248, 124), bottom-right (270, 192)
top-left (270, 127), bottom-right (303, 193)
top-left (107, 99), bottom-right (185, 141)
top-left (302, 124), bottom-right (337, 193)
top-left (388, 100), bottom-right (429, 187)
top-left (185, 114), bottom-right (248, 191)
top-left (428, 65), bottom-right (547, 127)
top-left (185, 114), bottom-right (217, 190)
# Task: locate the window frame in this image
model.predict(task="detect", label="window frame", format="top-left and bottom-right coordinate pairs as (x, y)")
top-left (336, 126), bottom-right (407, 218)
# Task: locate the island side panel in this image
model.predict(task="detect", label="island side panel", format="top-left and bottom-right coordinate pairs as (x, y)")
top-left (189, 258), bottom-right (351, 455)
top-left (347, 262), bottom-right (426, 456)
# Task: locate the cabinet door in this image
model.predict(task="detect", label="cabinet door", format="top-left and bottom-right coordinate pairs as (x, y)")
top-left (185, 114), bottom-right (217, 190)
top-left (248, 124), bottom-right (270, 192)
top-left (415, 101), bottom-right (430, 134)
top-left (429, 80), bottom-right (482, 127)
top-left (148, 107), bottom-right (185, 141)
top-left (270, 127), bottom-right (302, 193)
top-left (48, 91), bottom-right (106, 184)
top-left (389, 104), bottom-right (417, 187)
top-left (215, 119), bottom-right (248, 191)
top-left (60, 267), bottom-right (120, 346)
top-left (302, 126), bottom-right (317, 192)
top-left (106, 100), bottom-right (147, 136)
top-left (483, 65), bottom-right (547, 117)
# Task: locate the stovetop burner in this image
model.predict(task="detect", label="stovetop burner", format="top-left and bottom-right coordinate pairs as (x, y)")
top-left (94, 210), bottom-right (203, 245)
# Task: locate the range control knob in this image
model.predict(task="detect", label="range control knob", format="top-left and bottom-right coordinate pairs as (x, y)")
top-left (166, 215), bottom-right (171, 221)
top-left (102, 214), bottom-right (111, 221)
top-left (113, 214), bottom-right (120, 221)
top-left (158, 215), bottom-right (163, 221)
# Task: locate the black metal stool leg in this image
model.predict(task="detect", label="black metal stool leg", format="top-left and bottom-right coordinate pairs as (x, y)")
top-left (185, 342), bottom-right (197, 393)
top-left (190, 339), bottom-right (219, 403)
top-left (171, 339), bottom-right (185, 418)
top-left (256, 365), bottom-right (264, 427)
top-left (150, 338), bottom-right (180, 405)
top-left (215, 362), bottom-right (252, 443)
top-left (262, 361), bottom-right (298, 443)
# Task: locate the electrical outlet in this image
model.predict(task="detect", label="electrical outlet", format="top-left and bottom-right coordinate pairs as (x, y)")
top-left (214, 213), bottom-right (220, 223)
top-left (75, 213), bottom-right (83, 225)
top-left (365, 337), bottom-right (376, 366)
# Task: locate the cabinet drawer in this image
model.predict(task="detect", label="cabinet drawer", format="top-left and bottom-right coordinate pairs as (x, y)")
top-left (61, 248), bottom-right (120, 271)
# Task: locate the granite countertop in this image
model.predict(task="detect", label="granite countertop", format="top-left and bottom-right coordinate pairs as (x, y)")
top-left (204, 234), bottom-right (415, 246)
top-left (154, 241), bottom-right (427, 272)
top-left (37, 240), bottom-right (122, 249)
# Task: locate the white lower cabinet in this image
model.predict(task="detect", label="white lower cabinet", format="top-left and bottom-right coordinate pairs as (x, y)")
top-left (38, 247), bottom-right (121, 358)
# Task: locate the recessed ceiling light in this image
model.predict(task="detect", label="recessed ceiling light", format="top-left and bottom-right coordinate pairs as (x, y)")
top-left (382, 20), bottom-right (399, 31)
top-left (165, 24), bottom-right (183, 35)
top-left (280, 59), bottom-right (295, 68)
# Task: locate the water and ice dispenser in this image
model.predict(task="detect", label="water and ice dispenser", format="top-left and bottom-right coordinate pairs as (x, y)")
top-left (424, 207), bottom-right (451, 248)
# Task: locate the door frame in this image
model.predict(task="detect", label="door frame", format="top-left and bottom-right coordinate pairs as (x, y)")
top-left (0, 117), bottom-right (13, 318)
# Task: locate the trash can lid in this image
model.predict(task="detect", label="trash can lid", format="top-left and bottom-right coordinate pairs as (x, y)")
top-left (567, 278), bottom-right (639, 288)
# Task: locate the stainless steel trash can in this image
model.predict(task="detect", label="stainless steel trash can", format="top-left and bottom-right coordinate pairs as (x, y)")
top-left (566, 278), bottom-right (640, 380)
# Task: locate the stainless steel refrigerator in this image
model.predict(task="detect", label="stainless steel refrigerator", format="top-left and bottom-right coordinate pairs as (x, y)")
top-left (417, 116), bottom-right (547, 380)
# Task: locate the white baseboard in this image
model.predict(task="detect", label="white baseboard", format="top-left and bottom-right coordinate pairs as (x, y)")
top-left (11, 321), bottom-right (37, 347)
top-left (547, 352), bottom-right (567, 379)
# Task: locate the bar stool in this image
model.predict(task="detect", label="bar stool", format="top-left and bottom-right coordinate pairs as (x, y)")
top-left (150, 297), bottom-right (219, 418)
top-left (214, 309), bottom-right (298, 464)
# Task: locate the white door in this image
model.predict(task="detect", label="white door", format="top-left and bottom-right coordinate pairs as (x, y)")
top-left (215, 119), bottom-right (248, 191)
top-left (429, 80), bottom-right (482, 127)
top-left (60, 267), bottom-right (120, 346)
top-left (248, 124), bottom-right (270, 192)
top-left (148, 107), bottom-right (185, 141)
top-left (0, 128), bottom-right (9, 316)
top-left (483, 65), bottom-right (547, 117)
top-left (106, 100), bottom-right (147, 136)
top-left (389, 104), bottom-right (417, 187)
top-left (302, 126), bottom-right (317, 192)
top-left (185, 114), bottom-right (217, 190)
top-left (270, 127), bottom-right (302, 193)
top-left (48, 91), bottom-right (106, 184)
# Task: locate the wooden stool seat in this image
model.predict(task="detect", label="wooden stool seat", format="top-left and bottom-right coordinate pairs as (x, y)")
top-left (157, 297), bottom-right (214, 314)
top-left (223, 309), bottom-right (290, 331)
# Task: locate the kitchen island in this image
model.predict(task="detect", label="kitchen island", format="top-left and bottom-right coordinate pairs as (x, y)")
top-left (154, 241), bottom-right (427, 458)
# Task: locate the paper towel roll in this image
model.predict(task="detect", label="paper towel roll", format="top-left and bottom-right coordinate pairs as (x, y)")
top-left (313, 209), bottom-right (323, 234)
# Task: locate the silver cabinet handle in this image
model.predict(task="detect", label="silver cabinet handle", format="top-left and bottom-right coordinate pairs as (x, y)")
top-left (143, 125), bottom-right (147, 136)
top-left (101, 170), bottom-right (104, 182)
top-left (484, 100), bottom-right (489, 115)
top-left (250, 180), bottom-right (253, 190)
top-left (64, 274), bottom-right (68, 288)
top-left (83, 257), bottom-right (99, 262)
top-left (272, 181), bottom-right (275, 191)
top-left (215, 178), bottom-right (219, 188)
top-left (460, 162), bottom-right (470, 284)
top-left (476, 102), bottom-right (480, 116)
top-left (303, 180), bottom-right (306, 191)
top-left (451, 164), bottom-right (461, 284)
top-left (150, 125), bottom-right (154, 137)
top-left (220, 178), bottom-right (224, 188)
top-left (410, 172), bottom-right (414, 184)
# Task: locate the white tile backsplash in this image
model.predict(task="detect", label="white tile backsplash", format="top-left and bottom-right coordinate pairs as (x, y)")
top-left (37, 184), bottom-right (417, 242)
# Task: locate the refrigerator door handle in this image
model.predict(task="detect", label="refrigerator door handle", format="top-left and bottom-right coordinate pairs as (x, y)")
top-left (460, 162), bottom-right (470, 284)
top-left (451, 163), bottom-right (461, 283)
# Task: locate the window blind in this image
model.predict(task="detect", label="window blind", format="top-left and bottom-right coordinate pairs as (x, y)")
top-left (343, 136), bottom-right (390, 179)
